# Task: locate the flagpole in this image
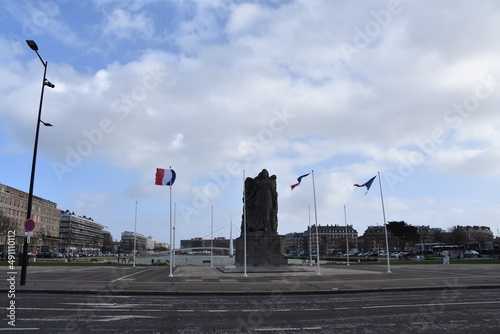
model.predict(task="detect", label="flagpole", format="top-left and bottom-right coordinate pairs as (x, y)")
top-left (229, 218), bottom-right (233, 257)
top-left (243, 169), bottom-right (248, 277)
top-left (173, 202), bottom-right (176, 268)
top-left (168, 166), bottom-right (173, 277)
top-left (133, 200), bottom-right (137, 267)
top-left (210, 205), bottom-right (214, 268)
top-left (311, 170), bottom-right (321, 276)
top-left (308, 204), bottom-right (312, 266)
top-left (378, 171), bottom-right (391, 274)
top-left (344, 204), bottom-right (350, 266)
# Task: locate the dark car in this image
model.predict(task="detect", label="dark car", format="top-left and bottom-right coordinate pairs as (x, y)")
top-left (37, 252), bottom-right (53, 258)
top-left (399, 251), bottom-right (415, 258)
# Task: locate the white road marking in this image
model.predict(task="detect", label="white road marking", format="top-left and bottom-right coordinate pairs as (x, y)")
top-left (110, 269), bottom-right (151, 282)
top-left (16, 299), bottom-right (500, 316)
top-left (95, 315), bottom-right (157, 322)
top-left (255, 327), bottom-right (322, 332)
top-left (361, 300), bottom-right (500, 309)
top-left (0, 329), bottom-right (39, 331)
top-left (60, 303), bottom-right (144, 308)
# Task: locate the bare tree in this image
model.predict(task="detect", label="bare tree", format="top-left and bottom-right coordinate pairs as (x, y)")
top-left (475, 232), bottom-right (493, 254)
top-left (448, 226), bottom-right (468, 245)
top-left (433, 230), bottom-right (449, 244)
top-left (0, 212), bottom-right (18, 260)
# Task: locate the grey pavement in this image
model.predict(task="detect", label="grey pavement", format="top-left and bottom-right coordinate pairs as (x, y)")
top-left (7, 262), bottom-right (500, 295)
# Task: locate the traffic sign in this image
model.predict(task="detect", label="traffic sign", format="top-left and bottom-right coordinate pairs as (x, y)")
top-left (24, 219), bottom-right (35, 232)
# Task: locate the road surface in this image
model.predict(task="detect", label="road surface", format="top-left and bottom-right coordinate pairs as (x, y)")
top-left (4, 288), bottom-right (499, 333)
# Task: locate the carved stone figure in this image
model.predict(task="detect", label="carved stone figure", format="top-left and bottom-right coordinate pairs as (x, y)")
top-left (235, 169), bottom-right (287, 268)
top-left (242, 169), bottom-right (278, 233)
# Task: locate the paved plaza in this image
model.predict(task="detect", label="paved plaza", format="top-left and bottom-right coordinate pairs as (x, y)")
top-left (6, 262), bottom-right (500, 295)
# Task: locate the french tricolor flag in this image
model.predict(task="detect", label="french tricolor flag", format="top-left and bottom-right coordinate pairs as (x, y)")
top-left (354, 175), bottom-right (376, 195)
top-left (291, 173), bottom-right (310, 190)
top-left (155, 168), bottom-right (176, 186)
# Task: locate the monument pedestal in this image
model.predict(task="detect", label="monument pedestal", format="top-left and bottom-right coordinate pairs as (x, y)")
top-left (235, 231), bottom-right (287, 267)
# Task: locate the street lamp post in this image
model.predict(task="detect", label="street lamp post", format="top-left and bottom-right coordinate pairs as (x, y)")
top-left (20, 40), bottom-right (54, 286)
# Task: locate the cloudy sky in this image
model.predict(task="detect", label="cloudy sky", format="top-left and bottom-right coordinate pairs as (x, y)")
top-left (1, 0), bottom-right (499, 246)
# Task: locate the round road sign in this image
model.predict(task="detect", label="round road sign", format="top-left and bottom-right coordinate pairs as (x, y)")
top-left (24, 219), bottom-right (35, 232)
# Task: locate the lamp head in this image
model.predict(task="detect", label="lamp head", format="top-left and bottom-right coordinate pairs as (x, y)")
top-left (26, 40), bottom-right (38, 51)
top-left (40, 120), bottom-right (53, 127)
top-left (44, 80), bottom-right (55, 88)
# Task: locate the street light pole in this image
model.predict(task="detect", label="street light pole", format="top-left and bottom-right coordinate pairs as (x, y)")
top-left (20, 40), bottom-right (54, 286)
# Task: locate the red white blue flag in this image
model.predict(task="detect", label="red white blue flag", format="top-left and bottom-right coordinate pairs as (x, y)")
top-left (354, 175), bottom-right (376, 195)
top-left (155, 168), bottom-right (176, 186)
top-left (291, 173), bottom-right (310, 190)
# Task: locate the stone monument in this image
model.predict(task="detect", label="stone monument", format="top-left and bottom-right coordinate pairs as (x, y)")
top-left (235, 169), bottom-right (287, 267)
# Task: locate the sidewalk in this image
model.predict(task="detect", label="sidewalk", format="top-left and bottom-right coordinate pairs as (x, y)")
top-left (8, 262), bottom-right (500, 295)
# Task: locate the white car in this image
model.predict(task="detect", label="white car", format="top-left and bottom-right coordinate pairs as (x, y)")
top-left (465, 250), bottom-right (479, 256)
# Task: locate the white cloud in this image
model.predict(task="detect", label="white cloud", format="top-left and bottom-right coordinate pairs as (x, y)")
top-left (2, 1), bottom-right (500, 243)
top-left (101, 8), bottom-right (155, 39)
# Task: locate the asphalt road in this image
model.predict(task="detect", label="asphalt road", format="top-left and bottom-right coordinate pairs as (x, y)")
top-left (5, 288), bottom-right (500, 334)
top-left (9, 263), bottom-right (500, 294)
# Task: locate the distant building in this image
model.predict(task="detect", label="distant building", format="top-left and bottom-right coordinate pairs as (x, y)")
top-left (154, 242), bottom-right (169, 251)
top-left (180, 237), bottom-right (232, 255)
top-left (304, 224), bottom-right (358, 255)
top-left (457, 225), bottom-right (494, 250)
top-left (59, 210), bottom-right (106, 254)
top-left (284, 232), bottom-right (305, 255)
top-left (120, 231), bottom-right (147, 253)
top-left (0, 183), bottom-right (60, 253)
top-left (360, 225), bottom-right (399, 252)
top-left (102, 231), bottom-right (113, 252)
top-left (146, 236), bottom-right (155, 251)
top-left (415, 225), bottom-right (445, 243)
top-left (112, 240), bottom-right (121, 253)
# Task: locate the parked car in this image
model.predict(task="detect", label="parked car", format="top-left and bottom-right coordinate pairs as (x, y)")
top-left (37, 252), bottom-right (53, 258)
top-left (464, 250), bottom-right (479, 256)
top-left (403, 251), bottom-right (415, 258)
top-left (396, 251), bottom-right (415, 259)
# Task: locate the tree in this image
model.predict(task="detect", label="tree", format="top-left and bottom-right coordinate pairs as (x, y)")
top-left (448, 226), bottom-right (468, 245)
top-left (386, 221), bottom-right (419, 251)
top-left (319, 235), bottom-right (329, 255)
top-left (0, 212), bottom-right (18, 260)
top-left (433, 230), bottom-right (449, 244)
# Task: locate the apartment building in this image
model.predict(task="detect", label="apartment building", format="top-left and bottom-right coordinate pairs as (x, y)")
top-left (0, 183), bottom-right (60, 253)
top-left (59, 210), bottom-right (106, 254)
top-left (120, 231), bottom-right (147, 253)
